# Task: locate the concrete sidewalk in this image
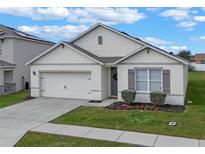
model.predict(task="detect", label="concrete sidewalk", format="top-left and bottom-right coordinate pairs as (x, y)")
top-left (32, 123), bottom-right (205, 147)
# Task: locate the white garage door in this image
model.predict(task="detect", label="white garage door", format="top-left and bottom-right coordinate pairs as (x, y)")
top-left (40, 72), bottom-right (91, 99)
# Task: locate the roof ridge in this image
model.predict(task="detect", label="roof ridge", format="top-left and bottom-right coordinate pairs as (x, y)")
top-left (70, 22), bottom-right (189, 64)
top-left (67, 42), bottom-right (104, 63)
top-left (66, 42), bottom-right (124, 63)
top-left (0, 24), bottom-right (16, 31)
top-left (0, 24), bottom-right (54, 44)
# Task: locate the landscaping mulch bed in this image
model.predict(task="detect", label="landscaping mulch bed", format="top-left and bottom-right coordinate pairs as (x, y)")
top-left (89, 100), bottom-right (103, 103)
top-left (105, 102), bottom-right (185, 113)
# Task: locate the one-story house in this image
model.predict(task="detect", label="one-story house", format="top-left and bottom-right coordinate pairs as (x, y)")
top-left (26, 23), bottom-right (189, 105)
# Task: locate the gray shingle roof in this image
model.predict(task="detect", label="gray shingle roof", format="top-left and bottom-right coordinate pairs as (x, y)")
top-left (70, 22), bottom-right (189, 64)
top-left (68, 43), bottom-right (103, 63)
top-left (133, 37), bottom-right (190, 63)
top-left (67, 42), bottom-right (122, 63)
top-left (100, 57), bottom-right (123, 63)
top-left (107, 24), bottom-right (190, 63)
top-left (0, 24), bottom-right (54, 44)
top-left (0, 59), bottom-right (16, 67)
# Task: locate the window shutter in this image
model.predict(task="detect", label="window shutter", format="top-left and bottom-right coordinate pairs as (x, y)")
top-left (128, 69), bottom-right (135, 90)
top-left (163, 70), bottom-right (170, 93)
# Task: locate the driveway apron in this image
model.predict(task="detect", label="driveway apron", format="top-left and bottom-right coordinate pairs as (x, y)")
top-left (0, 97), bottom-right (87, 147)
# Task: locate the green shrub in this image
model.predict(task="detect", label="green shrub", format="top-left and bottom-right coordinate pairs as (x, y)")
top-left (121, 89), bottom-right (136, 104)
top-left (150, 91), bottom-right (167, 105)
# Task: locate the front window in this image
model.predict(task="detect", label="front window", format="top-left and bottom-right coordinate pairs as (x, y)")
top-left (135, 69), bottom-right (148, 91)
top-left (135, 68), bottom-right (162, 92)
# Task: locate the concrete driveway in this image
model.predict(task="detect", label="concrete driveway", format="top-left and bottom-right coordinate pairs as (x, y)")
top-left (0, 97), bottom-right (87, 147)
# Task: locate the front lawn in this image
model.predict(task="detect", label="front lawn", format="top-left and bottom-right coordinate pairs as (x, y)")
top-left (16, 132), bottom-right (135, 147)
top-left (0, 90), bottom-right (30, 109)
top-left (52, 72), bottom-right (205, 139)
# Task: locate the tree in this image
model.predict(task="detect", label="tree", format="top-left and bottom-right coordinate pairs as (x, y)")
top-left (177, 50), bottom-right (194, 62)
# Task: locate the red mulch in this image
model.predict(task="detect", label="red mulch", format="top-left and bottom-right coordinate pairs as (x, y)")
top-left (105, 102), bottom-right (185, 113)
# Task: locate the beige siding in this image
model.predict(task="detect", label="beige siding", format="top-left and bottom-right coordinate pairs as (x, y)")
top-left (73, 26), bottom-right (143, 57)
top-left (0, 70), bottom-right (3, 85)
top-left (30, 42), bottom-right (111, 100)
top-left (183, 64), bottom-right (188, 95)
top-left (34, 45), bottom-right (96, 64)
top-left (1, 38), bottom-right (13, 63)
top-left (30, 64), bottom-right (103, 100)
top-left (12, 38), bottom-right (52, 91)
top-left (117, 49), bottom-right (185, 105)
top-left (118, 64), bottom-right (185, 105)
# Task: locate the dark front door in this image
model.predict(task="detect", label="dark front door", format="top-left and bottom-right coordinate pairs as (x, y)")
top-left (111, 67), bottom-right (118, 96)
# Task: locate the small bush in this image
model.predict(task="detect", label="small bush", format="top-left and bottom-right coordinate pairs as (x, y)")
top-left (121, 89), bottom-right (136, 104)
top-left (150, 91), bottom-right (167, 105)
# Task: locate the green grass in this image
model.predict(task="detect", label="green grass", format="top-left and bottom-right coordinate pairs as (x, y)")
top-left (16, 132), bottom-right (135, 147)
top-left (52, 72), bottom-right (205, 139)
top-left (0, 90), bottom-right (30, 108)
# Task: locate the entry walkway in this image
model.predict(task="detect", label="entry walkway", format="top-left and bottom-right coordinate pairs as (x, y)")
top-left (32, 123), bottom-right (205, 147)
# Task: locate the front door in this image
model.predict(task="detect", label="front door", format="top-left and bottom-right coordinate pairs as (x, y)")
top-left (111, 67), bottom-right (118, 96)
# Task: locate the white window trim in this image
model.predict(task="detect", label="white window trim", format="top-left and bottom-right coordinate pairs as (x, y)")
top-left (135, 68), bottom-right (163, 93)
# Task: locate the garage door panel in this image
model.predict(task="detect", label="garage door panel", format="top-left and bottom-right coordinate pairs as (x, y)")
top-left (40, 72), bottom-right (91, 99)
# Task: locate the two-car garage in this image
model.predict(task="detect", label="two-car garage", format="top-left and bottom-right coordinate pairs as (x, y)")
top-left (40, 72), bottom-right (92, 99)
top-left (28, 42), bottom-right (104, 100)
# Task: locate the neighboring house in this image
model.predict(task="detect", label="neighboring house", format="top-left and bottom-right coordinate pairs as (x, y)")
top-left (27, 23), bottom-right (189, 105)
top-left (0, 24), bottom-right (54, 94)
top-left (190, 53), bottom-right (205, 71)
top-left (195, 53), bottom-right (205, 64)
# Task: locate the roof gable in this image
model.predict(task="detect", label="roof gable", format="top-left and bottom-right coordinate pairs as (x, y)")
top-left (34, 45), bottom-right (97, 64)
top-left (0, 59), bottom-right (16, 68)
top-left (122, 47), bottom-right (180, 64)
top-left (70, 23), bottom-right (146, 46)
top-left (0, 24), bottom-right (54, 44)
top-left (114, 46), bottom-right (189, 65)
top-left (27, 23), bottom-right (188, 66)
top-left (73, 25), bottom-right (144, 57)
top-left (70, 23), bottom-right (188, 65)
top-left (26, 42), bottom-right (103, 65)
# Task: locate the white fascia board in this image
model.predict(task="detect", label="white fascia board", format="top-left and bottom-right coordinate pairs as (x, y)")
top-left (70, 23), bottom-right (188, 65)
top-left (147, 46), bottom-right (189, 65)
top-left (63, 43), bottom-right (103, 65)
top-left (70, 23), bottom-right (146, 46)
top-left (0, 36), bottom-right (54, 45)
top-left (70, 23), bottom-right (99, 42)
top-left (113, 46), bottom-right (147, 65)
top-left (114, 45), bottom-right (188, 65)
top-left (26, 42), bottom-right (103, 66)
